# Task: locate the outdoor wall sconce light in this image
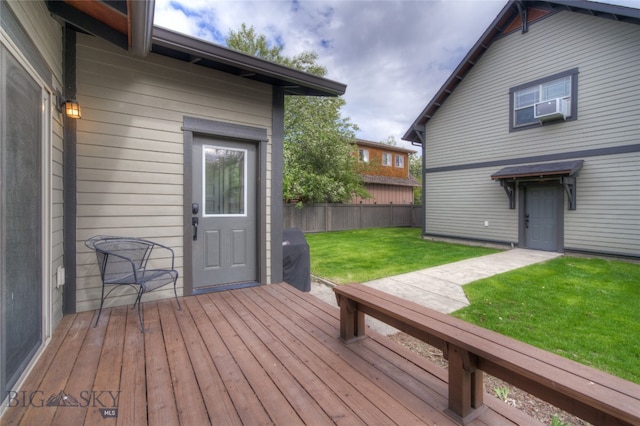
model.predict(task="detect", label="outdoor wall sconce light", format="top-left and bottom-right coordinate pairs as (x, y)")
top-left (56, 90), bottom-right (81, 119)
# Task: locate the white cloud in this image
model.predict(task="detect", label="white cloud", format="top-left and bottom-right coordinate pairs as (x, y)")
top-left (154, 0), bottom-right (639, 148)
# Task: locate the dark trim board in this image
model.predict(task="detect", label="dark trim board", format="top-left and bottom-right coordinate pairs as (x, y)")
top-left (424, 144), bottom-right (640, 175)
top-left (62, 28), bottom-right (78, 314)
top-left (270, 88), bottom-right (285, 284)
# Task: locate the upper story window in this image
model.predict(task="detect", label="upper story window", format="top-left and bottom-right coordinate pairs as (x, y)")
top-left (358, 148), bottom-right (369, 162)
top-left (394, 155), bottom-right (404, 168)
top-left (509, 68), bottom-right (578, 131)
top-left (382, 152), bottom-right (392, 166)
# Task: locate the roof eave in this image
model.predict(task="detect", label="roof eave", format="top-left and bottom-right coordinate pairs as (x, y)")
top-left (151, 26), bottom-right (347, 97)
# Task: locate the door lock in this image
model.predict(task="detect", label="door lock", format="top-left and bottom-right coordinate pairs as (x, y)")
top-left (192, 203), bottom-right (199, 215)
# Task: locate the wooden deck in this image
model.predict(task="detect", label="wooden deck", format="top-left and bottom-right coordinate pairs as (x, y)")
top-left (1, 283), bottom-right (536, 425)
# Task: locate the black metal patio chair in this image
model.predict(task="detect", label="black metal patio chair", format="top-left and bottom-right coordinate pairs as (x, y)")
top-left (85, 235), bottom-right (181, 332)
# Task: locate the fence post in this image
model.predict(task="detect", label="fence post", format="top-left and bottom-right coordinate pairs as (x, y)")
top-left (325, 203), bottom-right (329, 232)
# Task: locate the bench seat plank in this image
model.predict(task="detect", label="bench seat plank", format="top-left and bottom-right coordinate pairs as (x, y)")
top-left (334, 284), bottom-right (640, 426)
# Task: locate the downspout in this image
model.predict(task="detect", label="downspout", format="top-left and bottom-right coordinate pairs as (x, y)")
top-left (129, 0), bottom-right (155, 57)
top-left (410, 125), bottom-right (426, 235)
top-left (421, 135), bottom-right (426, 236)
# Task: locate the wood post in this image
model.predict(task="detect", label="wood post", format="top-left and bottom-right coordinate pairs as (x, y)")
top-left (336, 294), bottom-right (366, 343)
top-left (446, 344), bottom-right (484, 424)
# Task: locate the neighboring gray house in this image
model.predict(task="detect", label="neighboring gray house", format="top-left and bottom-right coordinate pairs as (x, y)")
top-left (404, 0), bottom-right (639, 258)
top-left (0, 0), bottom-right (344, 401)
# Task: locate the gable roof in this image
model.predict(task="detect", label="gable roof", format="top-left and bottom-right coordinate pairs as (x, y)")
top-left (402, 0), bottom-right (640, 143)
top-left (46, 0), bottom-right (346, 97)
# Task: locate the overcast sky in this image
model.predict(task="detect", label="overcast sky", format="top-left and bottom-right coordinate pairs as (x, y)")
top-left (154, 0), bottom-right (639, 149)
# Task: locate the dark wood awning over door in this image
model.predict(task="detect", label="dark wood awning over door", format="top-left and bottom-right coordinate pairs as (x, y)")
top-left (491, 160), bottom-right (584, 210)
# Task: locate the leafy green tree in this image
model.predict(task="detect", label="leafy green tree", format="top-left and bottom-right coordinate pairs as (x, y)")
top-left (226, 25), bottom-right (367, 205)
top-left (409, 153), bottom-right (423, 205)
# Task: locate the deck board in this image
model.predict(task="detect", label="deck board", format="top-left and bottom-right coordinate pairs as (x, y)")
top-left (1, 283), bottom-right (534, 426)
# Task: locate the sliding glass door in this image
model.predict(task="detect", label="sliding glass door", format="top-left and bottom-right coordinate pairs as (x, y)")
top-left (1, 45), bottom-right (43, 396)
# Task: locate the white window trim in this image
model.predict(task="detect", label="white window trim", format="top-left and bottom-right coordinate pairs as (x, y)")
top-left (202, 145), bottom-right (248, 217)
top-left (359, 148), bottom-right (369, 163)
top-left (394, 155), bottom-right (404, 168)
top-left (382, 152), bottom-right (392, 166)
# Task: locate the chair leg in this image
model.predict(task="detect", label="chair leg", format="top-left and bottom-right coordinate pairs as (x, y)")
top-left (133, 287), bottom-right (145, 333)
top-left (137, 301), bottom-right (145, 333)
top-left (94, 284), bottom-right (107, 327)
top-left (173, 274), bottom-right (182, 311)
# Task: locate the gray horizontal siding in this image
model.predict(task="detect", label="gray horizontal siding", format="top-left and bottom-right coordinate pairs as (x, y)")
top-left (75, 34), bottom-right (273, 312)
top-left (564, 153), bottom-right (640, 255)
top-left (424, 168), bottom-right (518, 243)
top-left (425, 11), bottom-right (640, 168)
top-left (421, 10), bottom-right (639, 256)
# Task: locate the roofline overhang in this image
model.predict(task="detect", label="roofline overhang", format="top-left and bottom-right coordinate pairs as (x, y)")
top-left (402, 0), bottom-right (640, 143)
top-left (354, 139), bottom-right (417, 154)
top-left (151, 26), bottom-right (347, 97)
top-left (46, 0), bottom-right (156, 56)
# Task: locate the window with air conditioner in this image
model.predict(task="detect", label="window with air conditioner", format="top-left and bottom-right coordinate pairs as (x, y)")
top-left (509, 68), bottom-right (578, 131)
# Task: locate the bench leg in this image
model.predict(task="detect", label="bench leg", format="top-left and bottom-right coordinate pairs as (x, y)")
top-left (336, 295), bottom-right (366, 343)
top-left (446, 344), bottom-right (485, 424)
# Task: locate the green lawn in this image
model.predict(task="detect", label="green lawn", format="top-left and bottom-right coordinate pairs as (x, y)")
top-left (452, 256), bottom-right (640, 384)
top-left (306, 227), bottom-right (499, 284)
top-left (306, 227), bottom-right (640, 383)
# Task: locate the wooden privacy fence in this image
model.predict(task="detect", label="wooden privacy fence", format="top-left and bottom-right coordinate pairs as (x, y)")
top-left (283, 203), bottom-right (422, 233)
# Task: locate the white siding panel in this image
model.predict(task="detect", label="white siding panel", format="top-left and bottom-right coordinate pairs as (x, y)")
top-left (422, 10), bottom-right (640, 256)
top-left (76, 34), bottom-right (273, 311)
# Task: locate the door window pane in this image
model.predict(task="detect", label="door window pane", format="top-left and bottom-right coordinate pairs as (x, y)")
top-left (203, 146), bottom-right (246, 216)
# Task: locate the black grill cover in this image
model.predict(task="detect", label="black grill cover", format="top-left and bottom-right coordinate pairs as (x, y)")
top-left (282, 228), bottom-right (311, 292)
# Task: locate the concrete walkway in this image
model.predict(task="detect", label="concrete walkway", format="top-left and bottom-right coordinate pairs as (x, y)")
top-left (310, 248), bottom-right (562, 335)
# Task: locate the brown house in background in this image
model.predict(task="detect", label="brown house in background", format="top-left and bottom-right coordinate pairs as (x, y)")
top-left (352, 139), bottom-right (420, 205)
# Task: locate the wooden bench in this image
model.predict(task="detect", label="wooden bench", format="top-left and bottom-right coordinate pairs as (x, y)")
top-left (334, 284), bottom-right (640, 425)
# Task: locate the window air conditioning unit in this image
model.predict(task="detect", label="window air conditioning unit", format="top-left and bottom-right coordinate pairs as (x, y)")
top-left (534, 98), bottom-right (569, 122)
